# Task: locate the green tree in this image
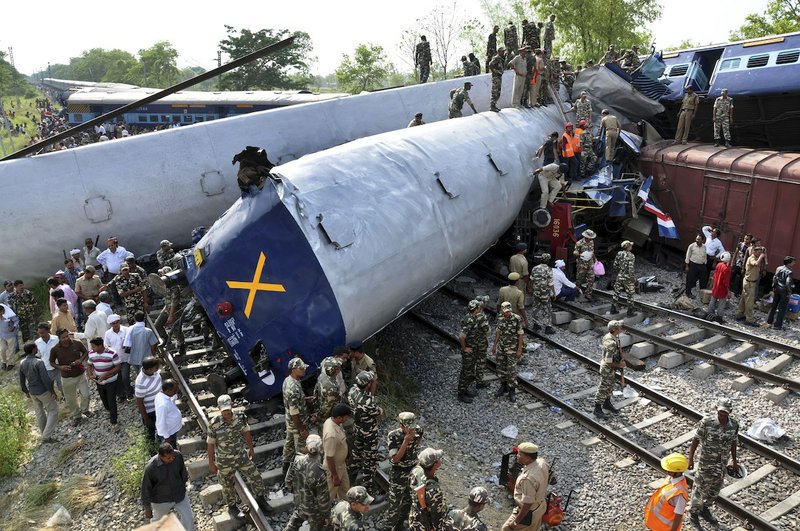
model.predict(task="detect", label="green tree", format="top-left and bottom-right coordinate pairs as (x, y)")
top-left (730, 0), bottom-right (800, 40)
top-left (419, 2), bottom-right (469, 79)
top-left (335, 44), bottom-right (394, 93)
top-left (218, 26), bottom-right (314, 90)
top-left (128, 41), bottom-right (180, 87)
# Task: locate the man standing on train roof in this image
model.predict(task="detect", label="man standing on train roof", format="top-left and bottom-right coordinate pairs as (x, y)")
top-left (611, 240), bottom-right (637, 316)
top-left (282, 357), bottom-right (314, 478)
top-left (600, 109), bottom-right (621, 162)
top-left (497, 273), bottom-right (528, 327)
top-left (449, 82), bottom-right (478, 119)
top-left (599, 45), bottom-right (618, 64)
top-left (687, 399), bottom-right (739, 529)
top-left (407, 113), bottom-right (425, 127)
top-left (675, 86), bottom-right (699, 144)
top-left (458, 299), bottom-right (490, 403)
top-left (508, 47), bottom-right (529, 108)
top-left (504, 21), bottom-right (519, 59)
top-left (492, 302), bottom-right (524, 402)
top-left (486, 25), bottom-right (500, 73)
top-left (542, 14), bottom-right (556, 56)
top-left (384, 412), bottom-right (425, 531)
top-left (415, 36), bottom-right (433, 83)
top-left (713, 89), bottom-right (734, 148)
top-left (593, 320), bottom-right (626, 419)
top-left (488, 47), bottom-right (507, 112)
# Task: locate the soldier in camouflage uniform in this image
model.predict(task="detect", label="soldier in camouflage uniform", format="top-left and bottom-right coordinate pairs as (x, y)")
top-left (486, 26), bottom-right (499, 73)
top-left (457, 300), bottom-right (489, 403)
top-left (207, 394), bottom-right (270, 518)
top-left (688, 399), bottom-right (739, 528)
top-left (409, 448), bottom-right (452, 531)
top-left (620, 45), bottom-right (641, 73)
top-left (492, 302), bottom-right (524, 402)
top-left (578, 120), bottom-right (597, 177)
top-left (521, 20), bottom-right (534, 48)
top-left (449, 82), bottom-right (478, 118)
top-left (348, 371), bottom-right (382, 496)
top-left (713, 89), bottom-right (734, 147)
top-left (520, 47), bottom-right (536, 108)
top-left (315, 357), bottom-right (346, 429)
top-left (532, 22), bottom-right (542, 51)
top-left (530, 253), bottom-right (555, 334)
top-left (156, 240), bottom-right (176, 267)
top-left (282, 357), bottom-right (313, 477)
top-left (573, 229), bottom-right (597, 301)
top-left (593, 320), bottom-right (626, 419)
top-left (612, 240), bottom-right (637, 316)
top-left (154, 266), bottom-right (186, 349)
top-left (384, 412), bottom-right (424, 531)
top-left (448, 486), bottom-right (489, 531)
top-left (503, 22), bottom-right (518, 59)
top-left (569, 92), bottom-right (593, 127)
top-left (285, 434), bottom-right (330, 531)
top-left (488, 48), bottom-right (506, 112)
top-left (9, 280), bottom-right (37, 342)
top-left (474, 296), bottom-right (491, 388)
top-left (332, 486), bottom-right (373, 531)
top-left (543, 15), bottom-right (556, 56)
top-left (415, 36), bottom-right (433, 83)
top-left (105, 264), bottom-right (147, 324)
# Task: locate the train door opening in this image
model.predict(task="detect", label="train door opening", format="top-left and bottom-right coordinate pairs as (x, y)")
top-left (686, 49), bottom-right (724, 94)
top-left (698, 172), bottom-right (751, 248)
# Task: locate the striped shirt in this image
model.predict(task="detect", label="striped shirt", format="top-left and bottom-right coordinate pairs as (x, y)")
top-left (87, 348), bottom-right (121, 384)
top-left (135, 371), bottom-right (162, 413)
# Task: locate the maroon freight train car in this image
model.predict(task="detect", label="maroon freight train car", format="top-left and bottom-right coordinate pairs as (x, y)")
top-left (639, 140), bottom-right (800, 273)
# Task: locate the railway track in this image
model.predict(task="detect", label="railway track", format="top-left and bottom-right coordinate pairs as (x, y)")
top-left (414, 285), bottom-right (800, 530)
top-left (149, 305), bottom-right (390, 531)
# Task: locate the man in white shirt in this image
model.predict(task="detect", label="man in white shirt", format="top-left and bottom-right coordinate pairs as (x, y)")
top-left (75, 301), bottom-right (108, 346)
top-left (35, 323), bottom-right (63, 397)
top-left (154, 380), bottom-right (183, 447)
top-left (552, 259), bottom-right (577, 301)
top-left (96, 291), bottom-right (113, 317)
top-left (702, 225), bottom-right (725, 288)
top-left (96, 237), bottom-right (134, 279)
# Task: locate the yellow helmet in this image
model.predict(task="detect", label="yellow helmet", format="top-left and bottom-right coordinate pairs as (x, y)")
top-left (660, 453), bottom-right (688, 473)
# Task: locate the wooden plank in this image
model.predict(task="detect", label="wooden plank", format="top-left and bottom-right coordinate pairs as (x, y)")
top-left (582, 411), bottom-right (673, 446)
top-left (719, 464), bottom-right (776, 497)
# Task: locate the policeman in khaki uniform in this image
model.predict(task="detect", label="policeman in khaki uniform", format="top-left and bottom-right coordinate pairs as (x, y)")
top-left (502, 442), bottom-right (550, 531)
top-left (385, 412), bottom-right (425, 531)
top-left (497, 272), bottom-right (527, 327)
top-left (323, 403), bottom-right (353, 501)
top-left (594, 320), bottom-right (626, 419)
top-left (332, 486), bottom-right (373, 531)
top-left (687, 399), bottom-right (739, 528)
top-left (448, 486), bottom-right (489, 531)
top-left (509, 243), bottom-right (532, 294)
top-left (207, 394), bottom-right (270, 518)
top-left (285, 434), bottom-right (330, 531)
top-left (674, 86), bottom-right (699, 144)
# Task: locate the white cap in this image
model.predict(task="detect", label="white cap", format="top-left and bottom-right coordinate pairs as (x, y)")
top-left (106, 313), bottom-right (121, 324)
top-left (555, 259), bottom-right (566, 268)
top-left (70, 248), bottom-right (81, 255)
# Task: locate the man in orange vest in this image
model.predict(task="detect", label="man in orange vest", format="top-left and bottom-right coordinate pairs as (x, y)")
top-left (644, 453), bottom-right (689, 531)
top-left (560, 122), bottom-right (578, 182)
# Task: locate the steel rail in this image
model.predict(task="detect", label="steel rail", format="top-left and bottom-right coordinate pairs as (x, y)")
top-left (407, 305), bottom-right (782, 531)
top-left (592, 288), bottom-right (800, 359)
top-left (555, 299), bottom-right (800, 392)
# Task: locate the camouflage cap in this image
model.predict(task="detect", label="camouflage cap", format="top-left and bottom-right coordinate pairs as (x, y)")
top-left (607, 319), bottom-right (625, 331)
top-left (160, 239), bottom-right (172, 246)
top-left (217, 394), bottom-right (233, 411)
top-left (469, 486), bottom-right (490, 504)
top-left (355, 370), bottom-right (375, 387)
top-left (717, 399), bottom-right (732, 413)
top-left (621, 240), bottom-right (633, 249)
top-left (418, 448), bottom-right (444, 467)
top-left (346, 486), bottom-right (374, 505)
top-left (305, 434), bottom-right (323, 453)
top-left (468, 299), bottom-right (481, 310)
top-left (477, 295), bottom-right (490, 304)
top-left (540, 253), bottom-right (551, 262)
top-left (322, 357), bottom-right (342, 375)
top-left (508, 272), bottom-right (520, 281)
top-left (398, 412), bottom-right (417, 427)
top-left (500, 301), bottom-right (513, 311)
top-left (288, 357), bottom-right (308, 370)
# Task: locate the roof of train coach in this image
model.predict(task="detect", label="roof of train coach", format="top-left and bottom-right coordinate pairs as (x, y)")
top-left (42, 78), bottom-right (141, 92)
top-left (67, 88), bottom-right (350, 106)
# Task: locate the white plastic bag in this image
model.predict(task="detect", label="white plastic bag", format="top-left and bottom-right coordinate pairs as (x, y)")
top-left (501, 425), bottom-right (519, 438)
top-left (746, 418), bottom-right (786, 443)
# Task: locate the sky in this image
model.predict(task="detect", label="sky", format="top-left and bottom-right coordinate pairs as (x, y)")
top-left (1, 0), bottom-right (772, 77)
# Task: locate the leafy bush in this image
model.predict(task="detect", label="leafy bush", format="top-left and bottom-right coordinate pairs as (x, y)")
top-left (0, 392), bottom-right (31, 476)
top-left (111, 428), bottom-right (154, 498)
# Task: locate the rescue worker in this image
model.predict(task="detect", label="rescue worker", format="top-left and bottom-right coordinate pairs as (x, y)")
top-left (457, 300), bottom-right (487, 403)
top-left (600, 109), bottom-right (621, 162)
top-left (282, 357), bottom-right (313, 477)
top-left (560, 122), bottom-right (579, 182)
top-left (207, 394), bottom-right (271, 518)
top-left (385, 412), bottom-right (425, 531)
top-left (574, 229), bottom-right (596, 301)
top-left (674, 86), bottom-right (699, 144)
top-left (735, 246), bottom-right (765, 325)
top-left (315, 357), bottom-right (346, 430)
top-left (503, 21), bottom-right (518, 58)
top-left (530, 253), bottom-right (555, 334)
top-left (713, 88), bottom-right (733, 148)
top-left (531, 49), bottom-right (545, 106)
top-left (621, 45), bottom-right (641, 72)
top-left (688, 399), bottom-right (739, 528)
top-left (323, 403), bottom-right (352, 501)
top-left (593, 320), bottom-right (626, 419)
top-left (533, 162), bottom-right (567, 210)
top-left (449, 82), bottom-right (478, 118)
top-left (578, 119), bottom-right (597, 177)
top-left (509, 243), bottom-right (532, 294)
top-left (568, 90), bottom-right (592, 126)
top-left (488, 48), bottom-right (507, 112)
top-left (486, 26), bottom-right (500, 73)
top-left (448, 486), bottom-right (489, 531)
top-left (644, 453), bottom-right (690, 531)
top-left (542, 15), bottom-right (555, 56)
top-left (767, 256), bottom-right (795, 330)
top-left (612, 240), bottom-right (637, 316)
top-left (285, 434), bottom-right (330, 531)
top-left (409, 448), bottom-right (451, 531)
top-left (407, 113), bottom-right (425, 127)
top-left (508, 47), bottom-right (529, 108)
top-left (599, 45), bottom-right (618, 64)
top-left (332, 486), bottom-right (373, 531)
top-left (521, 45), bottom-right (536, 108)
top-left (492, 302), bottom-right (524, 402)
top-left (153, 266), bottom-right (185, 350)
top-left (415, 36), bottom-right (433, 83)
top-left (497, 273), bottom-right (527, 327)
top-left (502, 442), bottom-right (550, 531)
top-left (348, 341), bottom-right (377, 391)
top-left (348, 371), bottom-right (383, 498)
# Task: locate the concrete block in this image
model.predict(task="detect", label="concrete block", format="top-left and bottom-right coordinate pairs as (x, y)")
top-left (722, 343), bottom-right (756, 362)
top-left (658, 351), bottom-right (686, 369)
top-left (691, 334), bottom-right (729, 352)
top-left (763, 354), bottom-right (793, 373)
top-left (556, 421), bottom-right (574, 430)
top-left (732, 375), bottom-right (754, 392)
top-left (692, 363), bottom-right (715, 379)
top-left (667, 328), bottom-right (706, 345)
top-left (618, 333), bottom-right (633, 348)
top-left (622, 313), bottom-right (645, 326)
top-left (700, 289), bottom-right (712, 304)
top-left (188, 440), bottom-right (285, 480)
top-left (552, 311), bottom-right (572, 325)
top-left (568, 318), bottom-right (592, 333)
top-left (177, 436), bottom-right (206, 454)
top-left (629, 342), bottom-right (654, 359)
top-left (767, 387), bottom-right (790, 404)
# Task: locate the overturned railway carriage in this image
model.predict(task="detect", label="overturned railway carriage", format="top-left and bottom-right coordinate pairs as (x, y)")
top-left (639, 140), bottom-right (800, 272)
top-left (184, 107), bottom-right (565, 401)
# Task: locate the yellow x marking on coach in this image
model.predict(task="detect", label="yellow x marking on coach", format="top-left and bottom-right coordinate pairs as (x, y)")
top-left (226, 252), bottom-right (286, 318)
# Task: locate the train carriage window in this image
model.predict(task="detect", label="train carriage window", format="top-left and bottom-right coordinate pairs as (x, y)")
top-left (668, 64), bottom-right (689, 76)
top-left (746, 54), bottom-right (769, 68)
top-left (149, 115), bottom-right (158, 123)
top-left (183, 115), bottom-right (192, 123)
top-left (719, 58), bottom-right (741, 71)
top-left (195, 117), bottom-right (204, 122)
top-left (138, 115), bottom-right (147, 122)
top-left (776, 50), bottom-right (800, 65)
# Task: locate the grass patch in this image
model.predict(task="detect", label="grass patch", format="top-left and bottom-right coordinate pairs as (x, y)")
top-left (59, 475), bottom-right (102, 514)
top-left (370, 339), bottom-right (419, 422)
top-left (0, 391), bottom-right (32, 475)
top-left (55, 437), bottom-right (85, 466)
top-left (111, 428), bottom-right (153, 498)
top-left (23, 480), bottom-right (60, 509)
